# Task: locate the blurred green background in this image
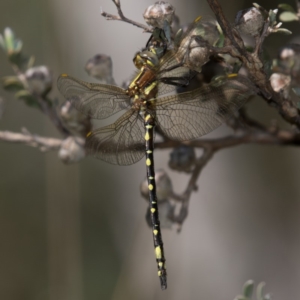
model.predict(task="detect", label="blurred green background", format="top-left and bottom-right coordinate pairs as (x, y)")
top-left (1, 0), bottom-right (300, 299)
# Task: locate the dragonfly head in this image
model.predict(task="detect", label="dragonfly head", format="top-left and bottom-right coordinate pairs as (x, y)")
top-left (133, 50), bottom-right (159, 70)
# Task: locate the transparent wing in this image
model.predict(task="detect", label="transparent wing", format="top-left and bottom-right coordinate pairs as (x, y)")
top-left (157, 51), bottom-right (193, 96)
top-left (155, 76), bottom-right (255, 141)
top-left (57, 74), bottom-right (131, 119)
top-left (86, 109), bottom-right (145, 165)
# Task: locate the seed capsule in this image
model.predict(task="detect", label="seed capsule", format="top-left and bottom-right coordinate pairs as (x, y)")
top-left (143, 1), bottom-right (175, 28)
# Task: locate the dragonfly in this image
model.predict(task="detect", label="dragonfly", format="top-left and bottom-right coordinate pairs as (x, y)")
top-left (57, 18), bottom-right (255, 290)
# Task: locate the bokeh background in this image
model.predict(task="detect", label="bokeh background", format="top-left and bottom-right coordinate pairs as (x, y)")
top-left (1, 0), bottom-right (300, 299)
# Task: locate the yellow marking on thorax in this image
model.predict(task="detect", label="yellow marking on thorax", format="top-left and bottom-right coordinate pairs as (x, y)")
top-left (153, 229), bottom-right (158, 235)
top-left (61, 73), bottom-right (68, 77)
top-left (155, 246), bottom-right (162, 259)
top-left (151, 208), bottom-right (156, 213)
top-left (148, 184), bottom-right (154, 190)
top-left (145, 114), bottom-right (151, 121)
top-left (158, 262), bottom-right (163, 268)
top-left (144, 81), bottom-right (158, 96)
top-left (146, 158), bottom-right (151, 166)
top-left (86, 131), bottom-right (92, 137)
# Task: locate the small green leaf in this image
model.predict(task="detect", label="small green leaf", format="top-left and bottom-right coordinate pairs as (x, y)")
top-left (27, 55), bottom-right (35, 69)
top-left (1, 76), bottom-right (24, 91)
top-left (243, 280), bottom-right (254, 298)
top-left (174, 28), bottom-right (183, 46)
top-left (278, 3), bottom-right (296, 13)
top-left (279, 11), bottom-right (299, 21)
top-left (269, 9), bottom-right (277, 25)
top-left (256, 282), bottom-right (266, 300)
top-left (0, 34), bottom-right (5, 51)
top-left (14, 39), bottom-right (23, 53)
top-left (15, 90), bottom-right (39, 107)
top-left (4, 27), bottom-right (16, 54)
top-left (275, 28), bottom-right (292, 34)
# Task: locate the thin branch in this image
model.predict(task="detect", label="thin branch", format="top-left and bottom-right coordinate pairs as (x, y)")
top-left (172, 147), bottom-right (215, 231)
top-left (35, 95), bottom-right (70, 137)
top-left (0, 129), bottom-right (63, 151)
top-left (101, 0), bottom-right (152, 32)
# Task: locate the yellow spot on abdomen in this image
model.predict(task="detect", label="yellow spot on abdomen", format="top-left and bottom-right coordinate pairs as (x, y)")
top-left (145, 131), bottom-right (150, 141)
top-left (158, 262), bottom-right (163, 268)
top-left (155, 246), bottom-right (162, 259)
top-left (145, 115), bottom-right (151, 121)
top-left (151, 208), bottom-right (156, 213)
top-left (146, 158), bottom-right (151, 166)
top-left (158, 271), bottom-right (162, 276)
top-left (153, 229), bottom-right (158, 235)
top-left (148, 184), bottom-right (153, 190)
top-left (61, 73), bottom-right (68, 77)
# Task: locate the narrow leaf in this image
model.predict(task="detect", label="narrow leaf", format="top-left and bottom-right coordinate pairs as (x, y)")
top-left (279, 11), bottom-right (299, 21)
top-left (278, 3), bottom-right (296, 13)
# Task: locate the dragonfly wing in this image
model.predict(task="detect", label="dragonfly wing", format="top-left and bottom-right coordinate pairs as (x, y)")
top-left (57, 74), bottom-right (131, 119)
top-left (155, 76), bottom-right (256, 141)
top-left (86, 109), bottom-right (145, 165)
top-left (157, 51), bottom-right (193, 96)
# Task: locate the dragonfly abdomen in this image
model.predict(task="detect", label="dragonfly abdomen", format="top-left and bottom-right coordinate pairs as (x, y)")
top-left (144, 113), bottom-right (167, 289)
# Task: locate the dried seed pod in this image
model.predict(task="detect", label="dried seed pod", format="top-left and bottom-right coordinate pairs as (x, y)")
top-left (58, 136), bottom-right (85, 163)
top-left (277, 44), bottom-right (300, 83)
top-left (235, 7), bottom-right (264, 37)
top-left (184, 36), bottom-right (211, 73)
top-left (25, 66), bottom-right (52, 95)
top-left (143, 1), bottom-right (175, 28)
top-left (169, 145), bottom-right (195, 173)
top-left (85, 54), bottom-right (115, 84)
top-left (140, 169), bottom-right (173, 201)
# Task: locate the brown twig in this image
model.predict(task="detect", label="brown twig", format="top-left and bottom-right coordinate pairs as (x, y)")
top-left (101, 0), bottom-right (152, 32)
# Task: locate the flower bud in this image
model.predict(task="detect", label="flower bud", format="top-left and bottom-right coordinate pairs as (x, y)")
top-left (25, 66), bottom-right (52, 95)
top-left (169, 145), bottom-right (195, 172)
top-left (183, 36), bottom-right (211, 72)
top-left (58, 136), bottom-right (85, 163)
top-left (270, 73), bottom-right (291, 98)
top-left (85, 54), bottom-right (115, 84)
top-left (235, 7), bottom-right (264, 37)
top-left (140, 169), bottom-right (173, 201)
top-left (143, 1), bottom-right (175, 28)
